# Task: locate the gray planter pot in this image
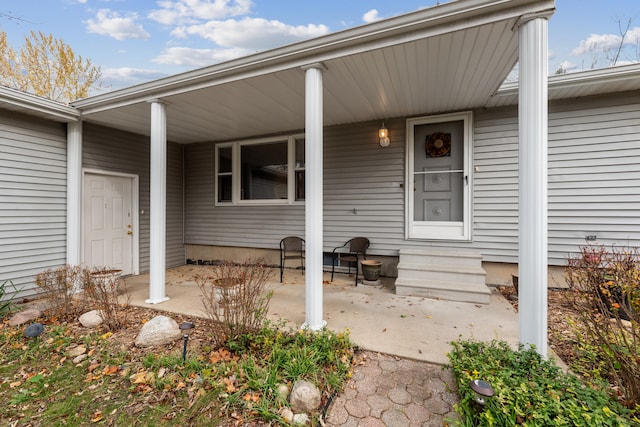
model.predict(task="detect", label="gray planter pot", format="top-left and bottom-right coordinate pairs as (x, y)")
top-left (361, 260), bottom-right (382, 281)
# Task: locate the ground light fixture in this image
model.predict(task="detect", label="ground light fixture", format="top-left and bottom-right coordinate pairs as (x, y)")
top-left (179, 321), bottom-right (195, 362)
top-left (378, 122), bottom-right (390, 147)
top-left (25, 323), bottom-right (44, 338)
top-left (469, 379), bottom-right (495, 419)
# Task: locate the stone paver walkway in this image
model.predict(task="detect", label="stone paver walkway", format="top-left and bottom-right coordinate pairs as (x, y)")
top-left (324, 351), bottom-right (460, 426)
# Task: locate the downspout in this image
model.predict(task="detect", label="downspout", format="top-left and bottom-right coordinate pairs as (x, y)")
top-left (66, 120), bottom-right (83, 278)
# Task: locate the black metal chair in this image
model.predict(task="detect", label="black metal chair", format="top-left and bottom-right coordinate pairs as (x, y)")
top-left (279, 236), bottom-right (305, 282)
top-left (331, 237), bottom-right (370, 285)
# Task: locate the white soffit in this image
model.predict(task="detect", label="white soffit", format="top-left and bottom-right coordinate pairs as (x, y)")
top-left (73, 0), bottom-right (556, 144)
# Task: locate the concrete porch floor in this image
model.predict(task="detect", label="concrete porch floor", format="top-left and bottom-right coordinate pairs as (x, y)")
top-left (123, 265), bottom-right (519, 365)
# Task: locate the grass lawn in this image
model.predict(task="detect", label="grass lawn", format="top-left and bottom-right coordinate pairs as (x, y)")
top-left (0, 306), bottom-right (353, 426)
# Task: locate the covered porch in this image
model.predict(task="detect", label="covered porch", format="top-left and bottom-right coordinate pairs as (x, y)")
top-left (70, 0), bottom-right (556, 357)
top-left (123, 266), bottom-right (519, 365)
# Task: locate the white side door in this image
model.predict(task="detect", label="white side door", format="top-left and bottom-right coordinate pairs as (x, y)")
top-left (406, 112), bottom-right (472, 241)
top-left (83, 173), bottom-right (134, 274)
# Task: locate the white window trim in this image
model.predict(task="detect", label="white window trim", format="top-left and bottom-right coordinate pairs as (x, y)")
top-left (215, 134), bottom-right (305, 206)
top-left (405, 111), bottom-right (473, 241)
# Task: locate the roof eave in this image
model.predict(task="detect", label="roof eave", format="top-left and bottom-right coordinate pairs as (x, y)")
top-left (0, 86), bottom-right (79, 122)
top-left (72, 0), bottom-right (555, 113)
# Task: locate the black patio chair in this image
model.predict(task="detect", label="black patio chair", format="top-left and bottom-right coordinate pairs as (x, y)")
top-left (331, 237), bottom-right (370, 285)
top-left (279, 236), bottom-right (305, 282)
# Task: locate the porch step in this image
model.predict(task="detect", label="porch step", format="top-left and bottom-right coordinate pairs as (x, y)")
top-left (395, 248), bottom-right (490, 304)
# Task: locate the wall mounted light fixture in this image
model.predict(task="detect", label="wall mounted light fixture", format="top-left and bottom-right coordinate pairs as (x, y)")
top-left (378, 122), bottom-right (390, 147)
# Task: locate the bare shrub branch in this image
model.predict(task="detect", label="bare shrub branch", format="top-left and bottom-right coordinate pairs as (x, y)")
top-left (566, 245), bottom-right (640, 409)
top-left (35, 264), bottom-right (85, 320)
top-left (81, 267), bottom-right (129, 332)
top-left (196, 259), bottom-right (273, 346)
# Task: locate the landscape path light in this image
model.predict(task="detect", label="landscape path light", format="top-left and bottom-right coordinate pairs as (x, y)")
top-left (25, 323), bottom-right (44, 338)
top-left (179, 321), bottom-right (195, 362)
top-left (469, 378), bottom-right (495, 421)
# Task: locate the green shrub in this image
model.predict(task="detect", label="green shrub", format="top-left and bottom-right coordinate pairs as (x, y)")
top-left (224, 324), bottom-right (353, 423)
top-left (566, 246), bottom-right (640, 410)
top-left (447, 339), bottom-right (635, 426)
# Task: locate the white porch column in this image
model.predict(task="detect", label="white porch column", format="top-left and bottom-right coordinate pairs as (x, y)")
top-left (302, 63), bottom-right (326, 330)
top-left (518, 15), bottom-right (550, 357)
top-left (66, 121), bottom-right (82, 269)
top-left (146, 99), bottom-right (169, 304)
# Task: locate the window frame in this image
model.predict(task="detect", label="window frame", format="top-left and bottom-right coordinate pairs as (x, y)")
top-left (215, 134), bottom-right (305, 206)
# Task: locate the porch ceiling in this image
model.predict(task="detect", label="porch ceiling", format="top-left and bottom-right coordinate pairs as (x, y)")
top-left (73, 0), bottom-right (556, 144)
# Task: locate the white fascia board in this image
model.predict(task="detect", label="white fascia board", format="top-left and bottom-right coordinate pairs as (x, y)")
top-left (73, 0), bottom-right (554, 115)
top-left (0, 86), bottom-right (79, 122)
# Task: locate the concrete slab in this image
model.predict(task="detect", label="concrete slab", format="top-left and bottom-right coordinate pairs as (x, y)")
top-left (123, 265), bottom-right (519, 365)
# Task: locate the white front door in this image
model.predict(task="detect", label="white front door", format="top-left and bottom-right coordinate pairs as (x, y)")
top-left (406, 112), bottom-right (472, 241)
top-left (83, 173), bottom-right (134, 274)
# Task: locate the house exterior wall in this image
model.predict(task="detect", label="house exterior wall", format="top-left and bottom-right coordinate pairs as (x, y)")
top-left (475, 90), bottom-right (640, 265)
top-left (184, 91), bottom-right (640, 274)
top-left (0, 110), bottom-right (67, 298)
top-left (83, 123), bottom-right (184, 272)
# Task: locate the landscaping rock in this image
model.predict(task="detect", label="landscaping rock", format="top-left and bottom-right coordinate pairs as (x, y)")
top-left (279, 407), bottom-right (293, 423)
top-left (134, 315), bottom-right (181, 347)
top-left (67, 345), bottom-right (87, 358)
top-left (289, 379), bottom-right (321, 413)
top-left (292, 413), bottom-right (309, 425)
top-left (79, 310), bottom-right (103, 328)
top-left (73, 354), bottom-right (88, 364)
top-left (276, 383), bottom-right (290, 400)
top-left (9, 308), bottom-right (42, 326)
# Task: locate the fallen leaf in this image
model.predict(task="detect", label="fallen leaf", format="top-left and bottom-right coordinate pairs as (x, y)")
top-left (100, 332), bottom-right (113, 340)
top-left (90, 410), bottom-right (103, 423)
top-left (243, 392), bottom-right (260, 402)
top-left (130, 371), bottom-right (148, 384)
top-left (9, 381), bottom-right (22, 388)
top-left (223, 376), bottom-right (237, 393)
top-left (102, 365), bottom-right (119, 376)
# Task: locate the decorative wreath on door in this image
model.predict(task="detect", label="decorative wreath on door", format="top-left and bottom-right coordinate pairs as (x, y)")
top-left (425, 132), bottom-right (451, 157)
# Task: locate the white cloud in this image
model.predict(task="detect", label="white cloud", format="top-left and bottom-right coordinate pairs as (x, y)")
top-left (363, 9), bottom-right (381, 24)
top-left (153, 46), bottom-right (250, 67)
top-left (571, 33), bottom-right (620, 56)
top-left (98, 67), bottom-right (168, 91)
top-left (556, 60), bottom-right (577, 73)
top-left (149, 0), bottom-right (253, 26)
top-left (85, 9), bottom-right (150, 41)
top-left (625, 27), bottom-right (640, 44)
top-left (177, 17), bottom-right (330, 51)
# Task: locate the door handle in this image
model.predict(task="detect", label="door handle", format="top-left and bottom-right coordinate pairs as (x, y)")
top-left (127, 231), bottom-right (133, 236)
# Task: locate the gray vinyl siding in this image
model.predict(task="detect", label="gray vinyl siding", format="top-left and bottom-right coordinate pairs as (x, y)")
top-left (185, 142), bottom-right (305, 248)
top-left (0, 111), bottom-right (67, 298)
top-left (185, 92), bottom-right (640, 266)
top-left (83, 123), bottom-right (184, 270)
top-left (475, 91), bottom-right (640, 264)
top-left (184, 120), bottom-right (407, 254)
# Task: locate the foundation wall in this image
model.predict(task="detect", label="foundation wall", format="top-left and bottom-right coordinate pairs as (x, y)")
top-left (184, 244), bottom-right (567, 287)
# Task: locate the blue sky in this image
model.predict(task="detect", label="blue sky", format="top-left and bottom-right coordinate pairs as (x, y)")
top-left (1, 0), bottom-right (639, 91)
